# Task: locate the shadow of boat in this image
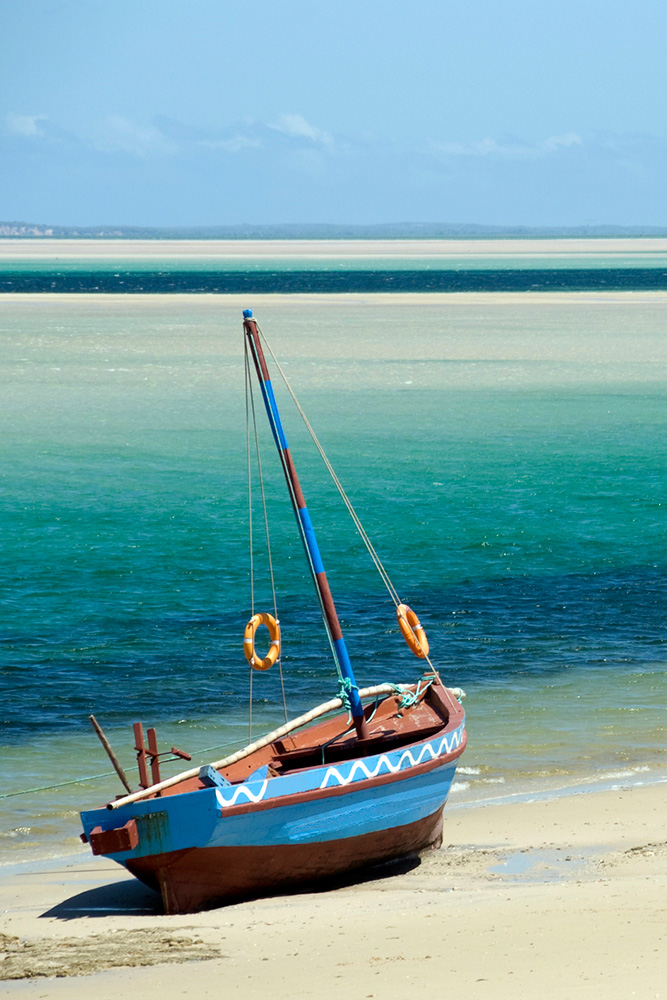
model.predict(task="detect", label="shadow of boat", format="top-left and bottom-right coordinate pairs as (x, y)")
top-left (42, 853), bottom-right (421, 919)
top-left (41, 877), bottom-right (163, 919)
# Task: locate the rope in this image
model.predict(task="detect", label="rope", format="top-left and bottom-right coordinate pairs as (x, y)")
top-left (0, 736), bottom-right (249, 800)
top-left (390, 674), bottom-right (435, 709)
top-left (249, 326), bottom-right (345, 685)
top-left (255, 326), bottom-right (443, 677)
top-left (0, 772), bottom-right (120, 800)
top-left (258, 327), bottom-right (401, 607)
top-left (244, 341), bottom-right (255, 736)
top-left (244, 341), bottom-right (255, 618)
top-left (244, 339), bottom-right (289, 731)
top-left (337, 676), bottom-right (360, 716)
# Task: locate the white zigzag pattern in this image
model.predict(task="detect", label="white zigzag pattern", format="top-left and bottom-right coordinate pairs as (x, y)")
top-left (215, 727), bottom-right (463, 808)
top-left (216, 778), bottom-right (269, 809)
top-left (319, 728), bottom-right (463, 789)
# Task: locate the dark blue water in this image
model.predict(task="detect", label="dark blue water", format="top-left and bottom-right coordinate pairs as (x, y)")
top-left (3, 563), bottom-right (664, 737)
top-left (2, 268), bottom-right (667, 293)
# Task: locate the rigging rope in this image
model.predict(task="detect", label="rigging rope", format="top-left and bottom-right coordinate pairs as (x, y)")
top-left (247, 326), bottom-right (346, 686)
top-left (256, 325), bottom-right (441, 674)
top-left (244, 339), bottom-right (289, 730)
top-left (244, 343), bottom-right (256, 735)
top-left (0, 736), bottom-right (250, 800)
top-left (258, 327), bottom-right (401, 607)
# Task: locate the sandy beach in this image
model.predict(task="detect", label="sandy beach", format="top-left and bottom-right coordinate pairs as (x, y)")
top-left (1, 783), bottom-right (664, 998)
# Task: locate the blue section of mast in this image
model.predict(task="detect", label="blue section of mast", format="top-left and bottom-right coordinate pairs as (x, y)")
top-left (264, 381), bottom-right (289, 451)
top-left (297, 508), bottom-right (325, 575)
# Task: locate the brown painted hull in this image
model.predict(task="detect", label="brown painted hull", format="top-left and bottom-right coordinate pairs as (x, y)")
top-left (127, 807), bottom-right (444, 914)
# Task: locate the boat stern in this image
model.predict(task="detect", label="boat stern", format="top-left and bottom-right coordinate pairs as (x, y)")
top-left (80, 784), bottom-right (220, 866)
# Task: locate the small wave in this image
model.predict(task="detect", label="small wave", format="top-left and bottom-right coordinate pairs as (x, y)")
top-left (590, 765), bottom-right (651, 782)
top-left (450, 781), bottom-right (470, 793)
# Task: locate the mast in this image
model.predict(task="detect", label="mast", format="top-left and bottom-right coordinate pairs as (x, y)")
top-left (243, 311), bottom-right (369, 739)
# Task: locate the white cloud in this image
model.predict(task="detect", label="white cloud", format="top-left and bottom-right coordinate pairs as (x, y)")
top-left (433, 132), bottom-right (583, 160)
top-left (540, 132), bottom-right (583, 153)
top-left (93, 116), bottom-right (176, 157)
top-left (200, 134), bottom-right (262, 153)
top-left (4, 110), bottom-right (336, 161)
top-left (6, 113), bottom-right (48, 137)
top-left (269, 113), bottom-right (333, 147)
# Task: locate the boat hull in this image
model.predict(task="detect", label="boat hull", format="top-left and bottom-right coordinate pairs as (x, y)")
top-left (81, 692), bottom-right (466, 913)
top-left (127, 806), bottom-right (444, 913)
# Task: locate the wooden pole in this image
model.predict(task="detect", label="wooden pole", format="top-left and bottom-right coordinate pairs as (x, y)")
top-left (89, 715), bottom-right (133, 794)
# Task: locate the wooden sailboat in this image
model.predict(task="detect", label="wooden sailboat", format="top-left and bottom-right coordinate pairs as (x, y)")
top-left (79, 312), bottom-right (467, 914)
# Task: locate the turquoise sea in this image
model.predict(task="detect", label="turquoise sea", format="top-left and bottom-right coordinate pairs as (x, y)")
top-left (1, 251), bottom-right (666, 863)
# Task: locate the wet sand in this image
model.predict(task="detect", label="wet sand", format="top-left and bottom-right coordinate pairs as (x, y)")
top-left (1, 783), bottom-right (665, 998)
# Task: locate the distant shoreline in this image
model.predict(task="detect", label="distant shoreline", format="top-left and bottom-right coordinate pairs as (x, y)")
top-left (3, 222), bottom-right (667, 241)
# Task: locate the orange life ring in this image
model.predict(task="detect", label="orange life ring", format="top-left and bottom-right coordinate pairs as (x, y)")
top-left (243, 612), bottom-right (281, 671)
top-left (396, 603), bottom-right (429, 659)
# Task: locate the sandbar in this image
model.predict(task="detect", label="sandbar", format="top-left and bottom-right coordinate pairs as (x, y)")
top-left (2, 237), bottom-right (667, 259)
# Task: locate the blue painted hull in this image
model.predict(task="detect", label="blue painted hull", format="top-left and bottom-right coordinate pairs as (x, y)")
top-left (80, 717), bottom-right (465, 912)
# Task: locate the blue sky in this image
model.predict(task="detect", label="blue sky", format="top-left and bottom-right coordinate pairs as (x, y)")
top-left (2, 0), bottom-right (666, 227)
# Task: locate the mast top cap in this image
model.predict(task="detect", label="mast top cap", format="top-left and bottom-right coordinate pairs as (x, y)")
top-left (243, 309), bottom-right (253, 318)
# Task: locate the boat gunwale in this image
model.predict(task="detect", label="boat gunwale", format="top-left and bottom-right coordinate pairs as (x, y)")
top-left (214, 725), bottom-right (467, 819)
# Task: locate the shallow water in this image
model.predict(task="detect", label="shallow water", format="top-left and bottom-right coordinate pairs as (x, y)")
top-left (3, 241), bottom-right (667, 293)
top-left (1, 290), bottom-right (666, 861)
